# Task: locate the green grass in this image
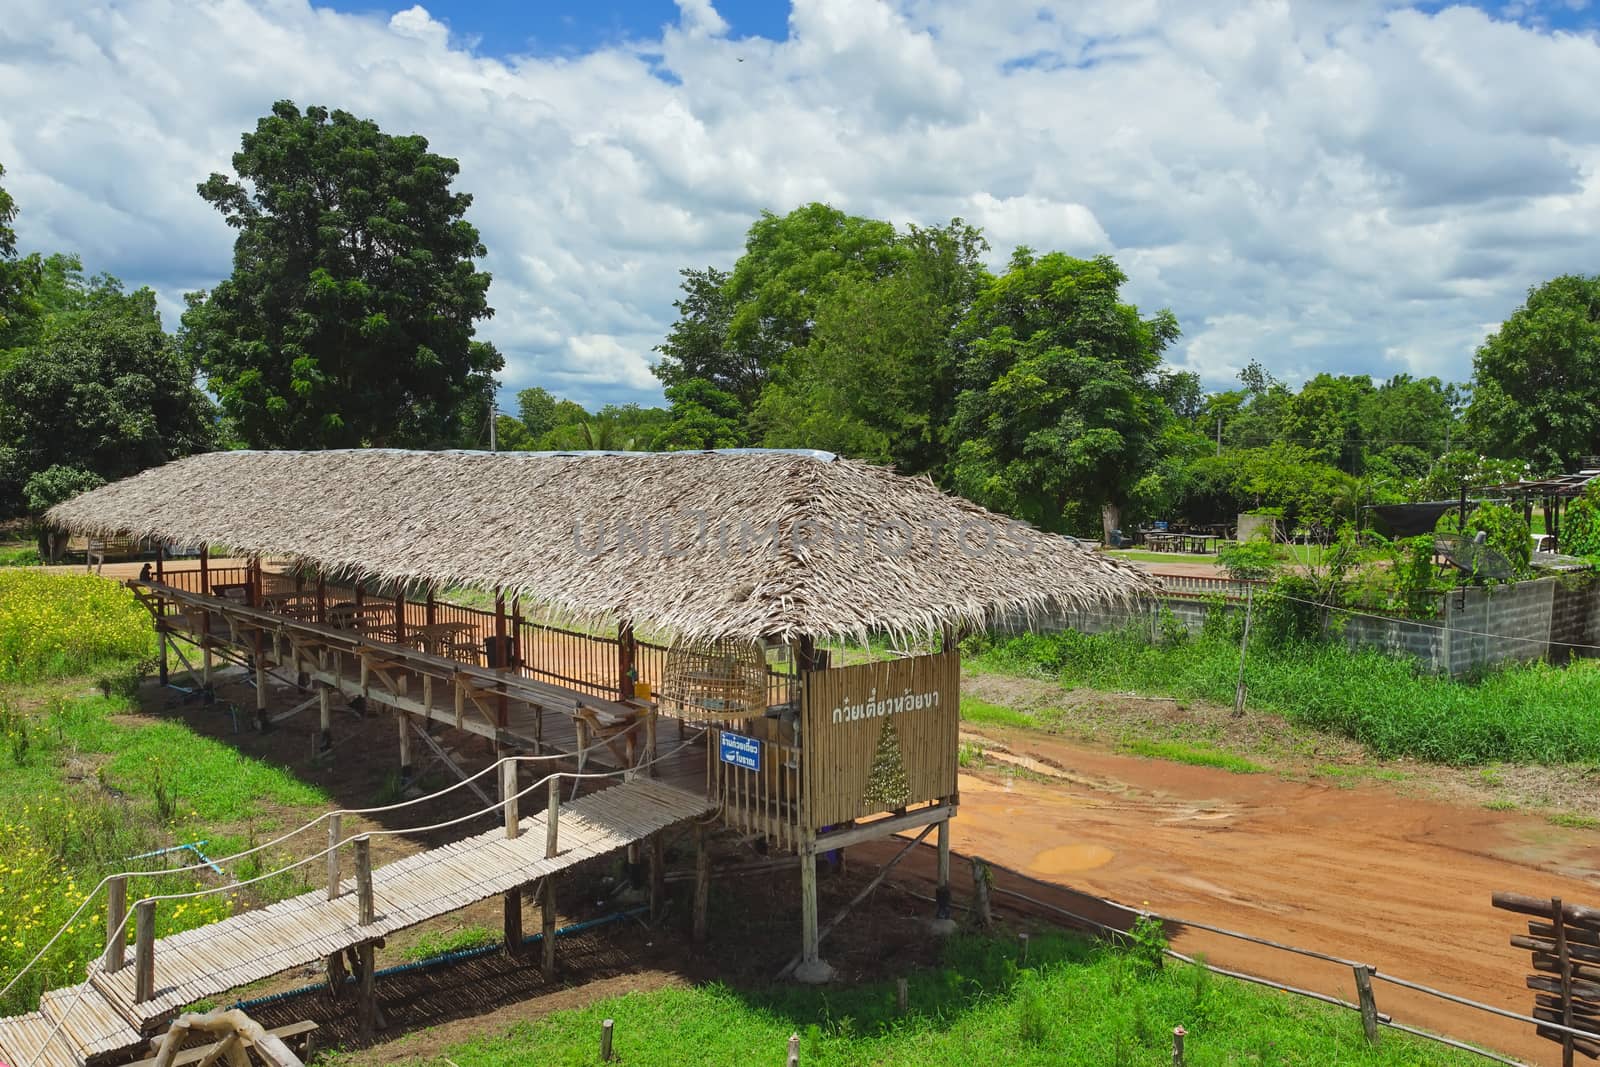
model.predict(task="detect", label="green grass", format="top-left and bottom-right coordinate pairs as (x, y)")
top-left (1121, 739), bottom-right (1266, 774)
top-left (1547, 812), bottom-right (1599, 830)
top-left (968, 625), bottom-right (1600, 766)
top-left (417, 931), bottom-right (1478, 1067)
top-left (0, 544), bottom-right (41, 567)
top-left (960, 697), bottom-right (1037, 730)
top-left (403, 925), bottom-right (497, 961)
top-left (1105, 543), bottom-right (1324, 567)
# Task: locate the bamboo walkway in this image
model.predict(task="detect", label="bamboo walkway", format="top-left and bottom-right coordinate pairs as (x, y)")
top-left (0, 778), bottom-right (713, 1067)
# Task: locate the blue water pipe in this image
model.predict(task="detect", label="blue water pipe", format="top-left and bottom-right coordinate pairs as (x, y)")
top-left (226, 907), bottom-right (646, 1012)
top-left (126, 841), bottom-right (226, 878)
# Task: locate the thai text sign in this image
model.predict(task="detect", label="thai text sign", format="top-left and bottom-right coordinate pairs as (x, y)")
top-left (719, 731), bottom-right (762, 772)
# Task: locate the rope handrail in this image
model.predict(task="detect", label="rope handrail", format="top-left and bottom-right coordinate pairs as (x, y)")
top-left (14, 727), bottom-right (706, 1067)
top-left (0, 716), bottom-right (653, 1006)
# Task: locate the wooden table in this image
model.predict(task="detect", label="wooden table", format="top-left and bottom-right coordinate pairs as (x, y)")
top-left (409, 621), bottom-right (478, 657)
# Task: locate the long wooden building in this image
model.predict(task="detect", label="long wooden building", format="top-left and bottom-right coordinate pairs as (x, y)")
top-left (32, 448), bottom-right (1151, 1029)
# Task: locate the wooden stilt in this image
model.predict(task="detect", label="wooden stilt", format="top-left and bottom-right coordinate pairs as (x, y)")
top-left (318, 685), bottom-right (332, 751)
top-left (693, 822), bottom-right (710, 946)
top-left (356, 940), bottom-right (376, 1041)
top-left (649, 834), bottom-right (666, 922)
top-left (798, 841), bottom-right (823, 978)
top-left (935, 817), bottom-right (953, 920)
top-left (541, 879), bottom-right (557, 980)
top-left (326, 814), bottom-right (342, 900)
top-left (503, 888), bottom-right (523, 959)
top-left (134, 899), bottom-right (156, 1004)
top-left (397, 712), bottom-right (413, 781)
top-left (104, 876), bottom-right (127, 972)
top-left (158, 630), bottom-right (170, 688)
top-left (503, 761), bottom-right (520, 839)
top-left (355, 836), bottom-right (374, 924)
top-left (325, 950), bottom-right (347, 1002)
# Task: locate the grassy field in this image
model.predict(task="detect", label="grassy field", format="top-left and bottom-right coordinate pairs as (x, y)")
top-left (407, 931), bottom-right (1478, 1067)
top-left (967, 625), bottom-right (1600, 766)
top-left (0, 573), bottom-right (327, 1013)
top-left (1105, 543), bottom-right (1325, 567)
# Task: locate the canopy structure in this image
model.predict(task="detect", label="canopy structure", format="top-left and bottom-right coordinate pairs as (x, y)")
top-left (48, 449), bottom-right (1157, 643)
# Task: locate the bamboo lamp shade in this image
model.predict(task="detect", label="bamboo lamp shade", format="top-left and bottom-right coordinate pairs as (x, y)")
top-left (660, 637), bottom-right (768, 722)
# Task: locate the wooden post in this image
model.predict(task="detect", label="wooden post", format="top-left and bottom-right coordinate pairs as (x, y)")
top-left (156, 544), bottom-right (169, 686)
top-left (393, 590), bottom-right (406, 646)
top-left (503, 888), bottom-right (523, 959)
top-left (600, 1018), bottom-right (615, 1062)
top-left (316, 574), bottom-right (327, 624)
top-left (503, 761), bottom-right (520, 839)
top-left (355, 836), bottom-right (374, 924)
top-left (134, 898), bottom-right (156, 1003)
top-left (326, 814), bottom-right (342, 900)
top-left (198, 545), bottom-right (210, 595)
top-left (104, 876), bottom-right (128, 972)
top-left (799, 841), bottom-right (821, 970)
top-left (896, 977), bottom-right (908, 1015)
top-left (1172, 1025), bottom-right (1187, 1066)
top-left (357, 940), bottom-right (376, 1041)
top-left (617, 619), bottom-right (636, 701)
top-left (398, 713), bottom-right (413, 781)
top-left (546, 775), bottom-right (559, 857)
top-left (425, 587), bottom-right (436, 628)
top-left (319, 685), bottom-right (332, 752)
top-left (324, 949), bottom-right (348, 1002)
top-left (971, 857), bottom-right (992, 928)
top-left (1352, 964), bottom-right (1379, 1046)
top-left (649, 833), bottom-right (666, 922)
top-left (1554, 897), bottom-right (1576, 1067)
top-left (935, 818), bottom-right (953, 921)
top-left (693, 821), bottom-right (710, 946)
top-left (786, 1032), bottom-right (800, 1067)
top-left (541, 878), bottom-right (557, 980)
top-left (1233, 586), bottom-right (1254, 716)
top-left (493, 589), bottom-right (509, 728)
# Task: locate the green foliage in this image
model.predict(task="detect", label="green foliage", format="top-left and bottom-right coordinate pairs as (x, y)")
top-left (1440, 502), bottom-right (1532, 580)
top-left (1389, 535), bottom-right (1445, 617)
top-left (1561, 483), bottom-right (1600, 558)
top-left (959, 697), bottom-right (1036, 730)
top-left (949, 251), bottom-right (1180, 533)
top-left (1215, 538), bottom-right (1281, 581)
top-left (1121, 739), bottom-right (1265, 774)
top-left (430, 931), bottom-right (1473, 1066)
top-left (22, 465), bottom-right (104, 514)
top-left (1468, 273), bottom-right (1600, 473)
top-left (0, 268), bottom-right (215, 515)
top-left (656, 379), bottom-right (746, 450)
top-left (970, 624), bottom-right (1600, 765)
top-left (0, 571), bottom-right (155, 681)
top-left (404, 925), bottom-right (497, 961)
top-left (181, 101), bottom-right (502, 449)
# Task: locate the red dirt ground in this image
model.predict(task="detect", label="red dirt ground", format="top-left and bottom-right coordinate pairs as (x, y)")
top-left (868, 725), bottom-right (1598, 1065)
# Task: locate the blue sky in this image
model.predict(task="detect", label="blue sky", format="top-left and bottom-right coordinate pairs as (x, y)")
top-left (5, 0), bottom-right (1600, 412)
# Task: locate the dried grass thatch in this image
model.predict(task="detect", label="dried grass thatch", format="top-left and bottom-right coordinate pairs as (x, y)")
top-left (47, 449), bottom-right (1158, 643)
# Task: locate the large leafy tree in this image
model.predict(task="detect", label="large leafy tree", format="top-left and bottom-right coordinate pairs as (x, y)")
top-left (949, 250), bottom-right (1180, 535)
top-left (1468, 274), bottom-right (1600, 473)
top-left (755, 220), bottom-right (988, 476)
top-left (0, 269), bottom-right (215, 513)
top-left (181, 101), bottom-right (503, 449)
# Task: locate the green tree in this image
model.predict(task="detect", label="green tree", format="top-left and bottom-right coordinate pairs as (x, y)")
top-left (515, 386), bottom-right (561, 439)
top-left (655, 380), bottom-right (745, 451)
top-left (0, 164), bottom-right (44, 354)
top-left (1468, 274), bottom-right (1600, 472)
top-left (949, 251), bottom-right (1179, 536)
top-left (181, 101), bottom-right (503, 449)
top-left (0, 274), bottom-right (216, 513)
top-left (755, 220), bottom-right (988, 476)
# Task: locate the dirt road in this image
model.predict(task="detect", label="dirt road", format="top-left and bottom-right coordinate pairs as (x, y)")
top-left (879, 728), bottom-right (1597, 1064)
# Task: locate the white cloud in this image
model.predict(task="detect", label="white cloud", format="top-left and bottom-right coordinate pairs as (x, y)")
top-left (1, 0), bottom-right (1597, 408)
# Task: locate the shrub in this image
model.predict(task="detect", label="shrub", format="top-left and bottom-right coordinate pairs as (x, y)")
top-left (1216, 537), bottom-right (1281, 581)
top-left (22, 465), bottom-right (105, 515)
top-left (1563, 484), bottom-right (1600, 558)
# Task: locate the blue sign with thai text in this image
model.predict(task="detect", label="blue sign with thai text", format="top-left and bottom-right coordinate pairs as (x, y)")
top-left (719, 731), bottom-right (761, 772)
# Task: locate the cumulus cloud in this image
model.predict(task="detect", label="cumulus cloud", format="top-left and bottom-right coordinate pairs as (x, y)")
top-left (1, 0), bottom-right (1597, 408)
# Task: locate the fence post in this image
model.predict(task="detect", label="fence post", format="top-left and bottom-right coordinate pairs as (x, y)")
top-left (546, 775), bottom-right (560, 858)
top-left (786, 1032), bottom-right (800, 1067)
top-left (355, 836), bottom-right (374, 925)
top-left (133, 899), bottom-right (156, 1004)
top-left (600, 1018), bottom-right (615, 1062)
top-left (1172, 1025), bottom-right (1187, 1066)
top-left (1352, 964), bottom-right (1379, 1046)
top-left (1018, 932), bottom-right (1030, 965)
top-left (104, 876), bottom-right (128, 972)
top-left (1233, 587), bottom-right (1255, 716)
top-left (971, 857), bottom-right (993, 928)
top-left (503, 761), bottom-right (520, 839)
top-left (896, 977), bottom-right (908, 1015)
top-left (327, 814), bottom-right (342, 900)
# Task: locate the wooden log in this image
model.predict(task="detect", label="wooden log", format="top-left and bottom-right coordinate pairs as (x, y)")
top-left (1558, 897), bottom-right (1578, 1067)
top-left (541, 879), bottom-right (557, 980)
top-left (134, 898), bottom-right (157, 1003)
top-left (503, 888), bottom-right (523, 959)
top-left (693, 821), bottom-right (710, 946)
top-left (1496, 892), bottom-right (1600, 928)
top-left (1352, 964), bottom-right (1380, 1046)
top-left (357, 940), bottom-right (377, 1041)
top-left (546, 775), bottom-right (560, 858)
top-left (1536, 1024), bottom-right (1600, 1060)
top-left (1018, 932), bottom-right (1030, 965)
top-left (799, 844), bottom-right (820, 968)
top-left (1529, 973), bottom-right (1600, 1001)
top-left (193, 1033), bottom-right (239, 1067)
top-left (1517, 934), bottom-right (1600, 966)
top-left (600, 1018), bottom-right (615, 1062)
top-left (503, 761), bottom-right (520, 840)
top-left (1536, 922), bottom-right (1600, 949)
top-left (105, 874), bottom-right (128, 972)
top-left (355, 835), bottom-right (374, 924)
top-left (326, 814), bottom-right (342, 900)
top-left (325, 951), bottom-right (347, 1002)
top-left (1533, 952), bottom-right (1600, 985)
top-left (971, 857), bottom-right (992, 928)
top-left (787, 1032), bottom-right (800, 1067)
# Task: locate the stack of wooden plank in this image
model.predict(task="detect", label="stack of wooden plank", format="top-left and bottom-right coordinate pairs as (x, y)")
top-left (1493, 891), bottom-right (1600, 1063)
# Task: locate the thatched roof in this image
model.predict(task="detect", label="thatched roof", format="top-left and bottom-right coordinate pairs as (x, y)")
top-left (48, 449), bottom-right (1157, 643)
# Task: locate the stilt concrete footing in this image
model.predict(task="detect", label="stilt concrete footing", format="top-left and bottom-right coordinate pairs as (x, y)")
top-left (793, 958), bottom-right (835, 984)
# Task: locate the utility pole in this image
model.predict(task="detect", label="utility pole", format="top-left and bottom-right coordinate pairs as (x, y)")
top-left (488, 381), bottom-right (498, 452)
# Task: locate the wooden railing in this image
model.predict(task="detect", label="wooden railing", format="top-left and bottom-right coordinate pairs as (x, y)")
top-left (709, 721), bottom-right (803, 853)
top-left (1156, 574), bottom-right (1266, 601)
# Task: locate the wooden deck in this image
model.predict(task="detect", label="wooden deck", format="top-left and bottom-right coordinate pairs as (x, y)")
top-left (0, 779), bottom-right (713, 1067)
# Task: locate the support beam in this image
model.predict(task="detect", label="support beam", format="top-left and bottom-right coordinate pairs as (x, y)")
top-left (812, 803), bottom-right (955, 854)
top-left (398, 712), bottom-right (413, 782)
top-left (541, 879), bottom-right (557, 980)
top-left (794, 840), bottom-right (830, 983)
top-left (693, 822), bottom-right (710, 946)
top-left (356, 940), bottom-right (376, 1041)
top-left (503, 888), bottom-right (523, 959)
top-left (318, 685), bottom-right (332, 752)
top-left (933, 817), bottom-right (955, 931)
top-left (355, 836), bottom-right (374, 924)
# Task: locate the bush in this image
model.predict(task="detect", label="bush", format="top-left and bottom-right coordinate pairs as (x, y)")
top-left (1563, 484), bottom-right (1600, 558)
top-left (21, 465), bottom-right (105, 515)
top-left (1216, 538), bottom-right (1281, 581)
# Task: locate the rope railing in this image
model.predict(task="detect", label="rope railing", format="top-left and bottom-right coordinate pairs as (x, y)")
top-left (16, 728), bottom-right (706, 1067)
top-left (0, 717), bottom-right (653, 1008)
